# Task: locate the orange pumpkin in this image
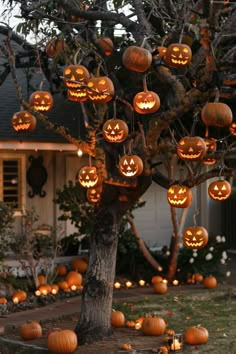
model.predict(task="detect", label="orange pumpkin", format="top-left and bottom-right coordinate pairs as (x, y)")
top-left (78, 166), bottom-right (99, 188)
top-left (71, 258), bottom-right (88, 273)
top-left (102, 119), bottom-right (129, 143)
top-left (86, 185), bottom-right (103, 203)
top-left (126, 320), bottom-right (136, 328)
top-left (142, 316), bottom-right (166, 336)
top-left (203, 138), bottom-right (217, 165)
top-left (133, 90), bottom-right (160, 114)
top-left (0, 297), bottom-right (7, 304)
top-left (67, 88), bottom-right (88, 102)
top-left (45, 37), bottom-right (65, 57)
top-left (63, 65), bottom-right (90, 89)
top-left (167, 184), bottom-right (193, 208)
top-left (122, 46), bottom-right (152, 72)
top-left (12, 290), bottom-right (27, 303)
top-left (121, 343), bottom-right (132, 350)
top-left (151, 275), bottom-right (163, 284)
top-left (177, 136), bottom-right (206, 161)
top-left (29, 91), bottom-right (53, 112)
top-left (229, 122), bottom-right (236, 136)
top-left (182, 226), bottom-right (209, 249)
top-left (47, 329), bottom-right (78, 353)
top-left (118, 155), bottom-right (143, 177)
top-left (153, 282), bottom-right (168, 294)
top-left (164, 43), bottom-right (192, 68)
top-left (184, 325), bottom-right (209, 344)
top-left (12, 111), bottom-right (37, 133)
top-left (65, 271), bottom-right (82, 287)
top-left (57, 281), bottom-right (69, 290)
top-left (87, 76), bottom-right (115, 104)
top-left (55, 264), bottom-right (67, 276)
top-left (37, 274), bottom-right (46, 285)
top-left (111, 310), bottom-right (125, 327)
top-left (203, 276), bottom-right (217, 289)
top-left (97, 37), bottom-right (114, 56)
top-left (20, 321), bottom-right (42, 340)
top-left (208, 179), bottom-right (231, 201)
top-left (201, 102), bottom-right (233, 127)
top-left (193, 273), bottom-right (204, 283)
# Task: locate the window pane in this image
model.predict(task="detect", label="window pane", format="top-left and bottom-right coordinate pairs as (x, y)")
top-left (3, 160), bottom-right (19, 208)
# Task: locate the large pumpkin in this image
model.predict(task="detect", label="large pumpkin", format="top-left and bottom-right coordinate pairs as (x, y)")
top-left (122, 46), bottom-right (152, 72)
top-left (20, 321), bottom-right (42, 340)
top-left (133, 90), bottom-right (160, 114)
top-left (184, 326), bottom-right (209, 344)
top-left (87, 76), bottom-right (115, 103)
top-left (141, 316), bottom-right (166, 336)
top-left (118, 155), bottom-right (143, 177)
top-left (167, 185), bottom-right (192, 208)
top-left (182, 226), bottom-right (209, 249)
top-left (177, 136), bottom-right (206, 161)
top-left (164, 43), bottom-right (192, 68)
top-left (102, 119), bottom-right (129, 143)
top-left (201, 102), bottom-right (233, 127)
top-left (65, 271), bottom-right (82, 287)
top-left (203, 276), bottom-right (217, 289)
top-left (47, 329), bottom-right (78, 353)
top-left (12, 111), bottom-right (37, 133)
top-left (63, 65), bottom-right (90, 89)
top-left (208, 179), bottom-right (231, 201)
top-left (111, 310), bottom-right (125, 327)
top-left (71, 258), bottom-right (88, 273)
top-left (29, 91), bottom-right (53, 112)
top-left (78, 166), bottom-right (99, 188)
top-left (153, 282), bottom-right (168, 294)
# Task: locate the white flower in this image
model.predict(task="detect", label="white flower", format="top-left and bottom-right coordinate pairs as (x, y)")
top-left (193, 252), bottom-right (198, 258)
top-left (209, 247), bottom-right (214, 251)
top-left (216, 235), bottom-right (222, 243)
top-left (222, 251), bottom-right (228, 260)
top-left (189, 258), bottom-right (195, 264)
top-left (226, 271), bottom-right (231, 277)
top-left (205, 253), bottom-right (213, 261)
top-left (220, 259), bottom-right (225, 264)
top-left (221, 236), bottom-right (226, 243)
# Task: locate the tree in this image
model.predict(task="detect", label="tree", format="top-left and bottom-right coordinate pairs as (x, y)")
top-left (0, 0), bottom-right (236, 344)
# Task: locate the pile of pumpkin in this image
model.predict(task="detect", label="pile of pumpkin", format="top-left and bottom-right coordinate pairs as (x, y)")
top-left (111, 309), bottom-right (209, 352)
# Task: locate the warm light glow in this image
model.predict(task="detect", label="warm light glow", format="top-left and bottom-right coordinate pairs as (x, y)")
top-left (172, 279), bottom-right (179, 286)
top-left (51, 289), bottom-right (58, 294)
top-left (13, 297), bottom-right (19, 304)
top-left (114, 282), bottom-right (121, 289)
top-left (71, 285), bottom-right (77, 291)
top-left (41, 289), bottom-right (48, 295)
top-left (77, 148), bottom-right (83, 157)
top-left (139, 279), bottom-right (145, 286)
top-left (135, 322), bottom-right (141, 330)
top-left (170, 338), bottom-right (182, 351)
top-left (125, 281), bottom-right (132, 288)
top-left (162, 279), bottom-right (168, 284)
top-left (35, 290), bottom-right (41, 296)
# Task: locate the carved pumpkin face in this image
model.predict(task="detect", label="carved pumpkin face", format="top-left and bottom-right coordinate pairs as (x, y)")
top-left (102, 119), bottom-right (128, 143)
top-left (229, 122), bottom-right (236, 136)
top-left (164, 43), bottom-right (192, 68)
top-left (167, 185), bottom-right (193, 208)
top-left (133, 91), bottom-right (160, 114)
top-left (118, 155), bottom-right (143, 177)
top-left (183, 226), bottom-right (208, 249)
top-left (203, 138), bottom-right (217, 165)
top-left (78, 166), bottom-right (99, 188)
top-left (87, 76), bottom-right (115, 103)
top-left (67, 88), bottom-right (88, 102)
top-left (29, 91), bottom-right (53, 112)
top-left (12, 111), bottom-right (37, 133)
top-left (177, 136), bottom-right (206, 161)
top-left (63, 65), bottom-right (90, 89)
top-left (208, 180), bottom-right (231, 201)
top-left (86, 185), bottom-right (103, 203)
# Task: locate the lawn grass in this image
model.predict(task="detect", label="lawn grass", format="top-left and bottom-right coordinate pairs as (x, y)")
top-left (113, 286), bottom-right (236, 353)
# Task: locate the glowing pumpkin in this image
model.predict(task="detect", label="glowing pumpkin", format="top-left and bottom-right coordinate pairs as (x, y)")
top-left (183, 226), bottom-right (209, 249)
top-left (208, 179), bottom-right (231, 201)
top-left (29, 91), bottom-right (53, 112)
top-left (63, 65), bottom-right (90, 89)
top-left (229, 122), bottom-right (236, 136)
top-left (12, 111), bottom-right (36, 133)
top-left (118, 155), bottom-right (143, 177)
top-left (122, 46), bottom-right (152, 72)
top-left (67, 88), bottom-right (88, 102)
top-left (177, 136), bottom-right (206, 161)
top-left (167, 185), bottom-right (192, 208)
top-left (203, 138), bottom-right (217, 165)
top-left (133, 90), bottom-right (160, 114)
top-left (164, 43), bottom-right (192, 68)
top-left (102, 119), bottom-right (128, 143)
top-left (87, 76), bottom-right (115, 103)
top-left (86, 185), bottom-right (103, 203)
top-left (78, 166), bottom-right (99, 188)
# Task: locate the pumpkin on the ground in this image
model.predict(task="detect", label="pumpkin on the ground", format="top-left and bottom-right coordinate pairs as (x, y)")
top-left (184, 325), bottom-right (209, 344)
top-left (20, 321), bottom-right (42, 340)
top-left (65, 271), bottom-right (82, 287)
top-left (141, 316), bottom-right (166, 336)
top-left (151, 275), bottom-right (163, 284)
top-left (203, 276), bottom-right (217, 289)
top-left (47, 329), bottom-right (78, 353)
top-left (0, 297), bottom-right (7, 304)
top-left (111, 310), bottom-right (125, 327)
top-left (153, 282), bottom-right (168, 294)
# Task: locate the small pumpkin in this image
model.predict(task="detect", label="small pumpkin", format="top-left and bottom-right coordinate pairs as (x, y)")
top-left (153, 282), bottom-right (168, 294)
top-left (208, 179), bottom-right (231, 201)
top-left (29, 91), bottom-right (53, 112)
top-left (47, 329), bottom-right (78, 353)
top-left (121, 343), bottom-right (132, 350)
top-left (65, 271), bottom-right (83, 287)
top-left (229, 122), bottom-right (236, 136)
top-left (55, 264), bottom-right (67, 276)
top-left (12, 111), bottom-right (37, 133)
top-left (12, 290), bottom-right (27, 303)
top-left (122, 46), bottom-right (152, 72)
top-left (50, 284), bottom-right (59, 294)
top-left (97, 37), bottom-right (114, 56)
top-left (87, 76), bottom-right (115, 104)
top-left (160, 346), bottom-right (169, 354)
top-left (20, 321), bottom-right (42, 340)
top-left (167, 184), bottom-right (193, 208)
top-left (111, 310), bottom-right (125, 327)
top-left (37, 274), bottom-right (46, 285)
top-left (63, 64), bottom-right (90, 89)
top-left (133, 90), bottom-right (160, 114)
top-left (126, 320), bottom-right (136, 328)
top-left (78, 166), bottom-right (99, 188)
top-left (164, 43), bottom-right (192, 68)
top-left (67, 88), bottom-right (88, 102)
top-left (57, 281), bottom-right (69, 290)
top-left (201, 102), bottom-right (233, 127)
top-left (102, 118), bottom-right (129, 143)
top-left (151, 275), bottom-right (163, 284)
top-left (193, 273), bottom-right (204, 283)
top-left (203, 276), bottom-right (217, 289)
top-left (182, 226), bottom-right (209, 249)
top-left (0, 297), bottom-right (7, 304)
top-left (118, 154), bottom-right (143, 178)
top-left (71, 258), bottom-right (88, 273)
top-left (177, 136), bottom-right (206, 161)
top-left (142, 316), bottom-right (166, 336)
top-left (184, 325), bottom-right (209, 344)
top-left (86, 185), bottom-right (103, 203)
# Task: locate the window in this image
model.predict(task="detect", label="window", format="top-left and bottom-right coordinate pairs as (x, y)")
top-left (0, 154), bottom-right (26, 211)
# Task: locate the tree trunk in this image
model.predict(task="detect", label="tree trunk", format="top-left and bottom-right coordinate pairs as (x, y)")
top-left (74, 206), bottom-right (120, 344)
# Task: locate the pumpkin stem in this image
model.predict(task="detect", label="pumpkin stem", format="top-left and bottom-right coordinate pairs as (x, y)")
top-left (140, 36), bottom-right (149, 48)
top-left (193, 208), bottom-right (199, 226)
top-left (214, 87), bottom-right (220, 102)
top-left (142, 75), bottom-right (148, 92)
top-left (113, 99), bottom-right (117, 119)
top-left (39, 79), bottom-right (45, 91)
top-left (73, 48), bottom-right (82, 65)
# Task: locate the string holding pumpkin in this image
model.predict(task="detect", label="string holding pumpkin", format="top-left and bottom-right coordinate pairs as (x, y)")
top-left (182, 209), bottom-right (209, 249)
top-left (102, 101), bottom-right (129, 143)
top-left (133, 75), bottom-right (160, 115)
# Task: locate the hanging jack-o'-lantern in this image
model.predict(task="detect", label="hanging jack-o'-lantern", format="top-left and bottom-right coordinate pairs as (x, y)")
top-left (133, 90), bottom-right (160, 114)
top-left (118, 155), bottom-right (143, 177)
top-left (63, 65), bottom-right (90, 89)
top-left (177, 136), bottom-right (206, 161)
top-left (87, 76), bottom-right (115, 103)
top-left (86, 185), bottom-right (103, 203)
top-left (12, 111), bottom-right (37, 133)
top-left (29, 91), bottom-right (53, 112)
top-left (202, 138), bottom-right (217, 165)
top-left (102, 119), bottom-right (128, 143)
top-left (97, 37), bottom-right (114, 56)
top-left (183, 226), bottom-right (209, 249)
top-left (122, 46), bottom-right (152, 72)
top-left (167, 185), bottom-right (193, 208)
top-left (164, 43), bottom-right (192, 68)
top-left (67, 88), bottom-right (88, 102)
top-left (229, 122), bottom-right (236, 136)
top-left (201, 102), bottom-right (233, 127)
top-left (78, 166), bottom-right (99, 188)
top-left (208, 179), bottom-right (231, 201)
